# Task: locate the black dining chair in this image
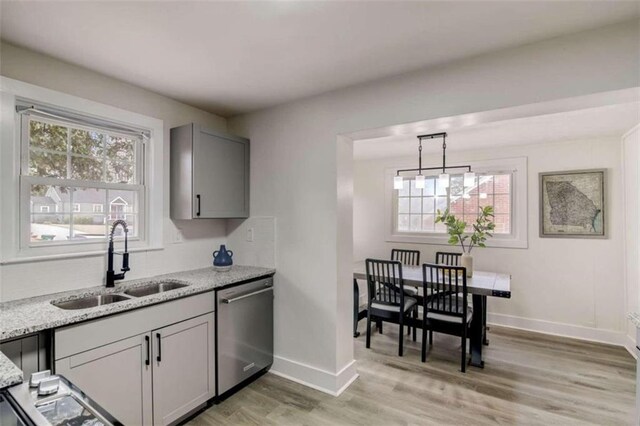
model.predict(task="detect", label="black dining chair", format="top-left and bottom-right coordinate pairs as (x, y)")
top-left (421, 263), bottom-right (473, 372)
top-left (435, 251), bottom-right (461, 266)
top-left (391, 248), bottom-right (420, 266)
top-left (365, 259), bottom-right (418, 356)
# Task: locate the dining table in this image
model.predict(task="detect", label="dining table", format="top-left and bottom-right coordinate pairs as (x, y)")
top-left (353, 260), bottom-right (511, 368)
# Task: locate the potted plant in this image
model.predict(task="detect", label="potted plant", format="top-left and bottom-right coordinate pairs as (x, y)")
top-left (435, 206), bottom-right (495, 277)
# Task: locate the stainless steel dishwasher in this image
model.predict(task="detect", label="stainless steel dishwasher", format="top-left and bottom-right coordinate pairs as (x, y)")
top-left (216, 276), bottom-right (274, 396)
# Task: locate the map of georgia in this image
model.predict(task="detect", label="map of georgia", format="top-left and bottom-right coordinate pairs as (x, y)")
top-left (545, 181), bottom-right (601, 231)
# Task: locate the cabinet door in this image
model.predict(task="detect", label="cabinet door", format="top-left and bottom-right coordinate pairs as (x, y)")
top-left (193, 126), bottom-right (249, 218)
top-left (55, 333), bottom-right (153, 426)
top-left (152, 313), bottom-right (215, 426)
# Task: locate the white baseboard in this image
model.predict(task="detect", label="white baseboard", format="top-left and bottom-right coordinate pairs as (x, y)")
top-left (270, 356), bottom-right (358, 396)
top-left (488, 313), bottom-right (628, 347)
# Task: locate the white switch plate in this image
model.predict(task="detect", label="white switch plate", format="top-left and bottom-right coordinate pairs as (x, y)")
top-left (246, 227), bottom-right (254, 242)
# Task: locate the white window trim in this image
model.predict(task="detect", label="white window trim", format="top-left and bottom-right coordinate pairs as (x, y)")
top-left (0, 76), bottom-right (164, 263)
top-left (92, 204), bottom-right (103, 213)
top-left (73, 203), bottom-right (81, 212)
top-left (40, 206), bottom-right (50, 213)
top-left (384, 157), bottom-right (528, 249)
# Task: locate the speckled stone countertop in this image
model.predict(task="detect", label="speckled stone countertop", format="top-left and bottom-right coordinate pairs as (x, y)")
top-left (0, 351), bottom-right (23, 389)
top-left (0, 265), bottom-right (274, 388)
top-left (0, 265), bottom-right (274, 342)
top-left (629, 312), bottom-right (640, 328)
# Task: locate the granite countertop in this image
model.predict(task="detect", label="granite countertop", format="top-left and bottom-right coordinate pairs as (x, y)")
top-left (0, 265), bottom-right (274, 342)
top-left (0, 351), bottom-right (23, 389)
top-left (0, 264), bottom-right (274, 388)
top-left (629, 312), bottom-right (640, 328)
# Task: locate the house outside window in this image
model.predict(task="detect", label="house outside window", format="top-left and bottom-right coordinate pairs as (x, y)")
top-left (40, 205), bottom-right (50, 213)
top-left (92, 204), bottom-right (104, 213)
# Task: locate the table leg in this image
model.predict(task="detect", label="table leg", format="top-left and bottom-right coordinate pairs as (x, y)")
top-left (470, 294), bottom-right (485, 368)
top-left (482, 295), bottom-right (489, 346)
top-left (354, 279), bottom-right (361, 338)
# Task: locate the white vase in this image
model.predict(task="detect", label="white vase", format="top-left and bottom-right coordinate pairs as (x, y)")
top-left (461, 253), bottom-right (473, 278)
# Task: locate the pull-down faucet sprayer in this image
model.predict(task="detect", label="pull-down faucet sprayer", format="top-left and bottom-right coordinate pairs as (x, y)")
top-left (106, 220), bottom-right (130, 288)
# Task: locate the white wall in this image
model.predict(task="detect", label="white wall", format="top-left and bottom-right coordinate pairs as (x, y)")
top-left (0, 42), bottom-right (230, 301)
top-left (623, 125), bottom-right (640, 351)
top-left (354, 137), bottom-right (626, 343)
top-left (229, 20), bottom-right (640, 393)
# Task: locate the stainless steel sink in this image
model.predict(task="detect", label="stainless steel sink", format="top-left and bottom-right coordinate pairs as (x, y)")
top-left (52, 294), bottom-right (131, 310)
top-left (124, 281), bottom-right (188, 298)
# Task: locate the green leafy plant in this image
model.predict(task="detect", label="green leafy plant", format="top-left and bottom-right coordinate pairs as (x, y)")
top-left (435, 206), bottom-right (496, 253)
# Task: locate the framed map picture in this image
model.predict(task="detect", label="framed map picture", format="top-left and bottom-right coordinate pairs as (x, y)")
top-left (539, 169), bottom-right (606, 238)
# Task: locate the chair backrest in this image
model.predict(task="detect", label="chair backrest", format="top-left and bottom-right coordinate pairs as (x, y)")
top-left (391, 249), bottom-right (420, 266)
top-left (365, 259), bottom-right (405, 308)
top-left (435, 251), bottom-right (462, 266)
top-left (422, 263), bottom-right (467, 319)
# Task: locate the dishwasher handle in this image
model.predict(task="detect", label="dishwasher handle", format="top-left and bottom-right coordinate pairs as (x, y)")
top-left (221, 287), bottom-right (273, 304)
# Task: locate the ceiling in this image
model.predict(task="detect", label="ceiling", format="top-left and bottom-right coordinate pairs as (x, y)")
top-left (1, 1), bottom-right (638, 117)
top-left (353, 103), bottom-right (640, 160)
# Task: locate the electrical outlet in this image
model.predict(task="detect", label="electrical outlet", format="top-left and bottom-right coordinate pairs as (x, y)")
top-left (246, 227), bottom-right (254, 242)
top-left (174, 228), bottom-right (184, 244)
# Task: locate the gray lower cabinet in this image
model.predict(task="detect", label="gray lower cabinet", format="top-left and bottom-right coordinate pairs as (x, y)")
top-left (54, 294), bottom-right (216, 426)
top-left (55, 333), bottom-right (153, 426)
top-left (152, 314), bottom-right (215, 426)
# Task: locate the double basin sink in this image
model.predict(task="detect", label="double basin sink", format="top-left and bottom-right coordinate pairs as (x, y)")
top-left (52, 281), bottom-right (189, 310)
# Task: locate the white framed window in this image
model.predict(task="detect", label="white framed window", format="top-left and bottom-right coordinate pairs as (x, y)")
top-left (384, 157), bottom-right (528, 249)
top-left (20, 108), bottom-right (145, 247)
top-left (0, 76), bottom-right (164, 262)
top-left (40, 206), bottom-right (50, 213)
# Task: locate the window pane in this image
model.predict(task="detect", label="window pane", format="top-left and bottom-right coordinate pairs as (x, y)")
top-left (463, 215), bottom-right (476, 232)
top-left (450, 176), bottom-right (463, 196)
top-left (29, 120), bottom-right (67, 152)
top-left (435, 196), bottom-right (448, 213)
top-left (478, 175), bottom-right (494, 194)
top-left (106, 136), bottom-right (136, 163)
top-left (398, 179), bottom-right (410, 197)
top-left (422, 214), bottom-right (435, 231)
top-left (398, 197), bottom-right (410, 214)
top-left (107, 190), bottom-right (139, 237)
top-left (71, 128), bottom-right (103, 156)
top-left (479, 193), bottom-right (493, 208)
top-left (71, 156), bottom-right (104, 181)
top-left (464, 194), bottom-right (479, 214)
top-left (30, 214), bottom-right (70, 242)
top-left (494, 214), bottom-right (510, 234)
top-left (397, 214), bottom-right (409, 231)
top-left (410, 179), bottom-right (422, 197)
top-left (450, 196), bottom-right (464, 215)
top-left (70, 188), bottom-right (106, 240)
top-left (494, 174), bottom-right (511, 194)
top-left (422, 197), bottom-right (435, 214)
top-left (107, 160), bottom-right (135, 184)
top-left (409, 215), bottom-right (421, 231)
top-left (494, 194), bottom-right (510, 214)
top-left (410, 198), bottom-right (421, 214)
top-left (29, 151), bottom-right (67, 178)
top-left (424, 178), bottom-right (435, 196)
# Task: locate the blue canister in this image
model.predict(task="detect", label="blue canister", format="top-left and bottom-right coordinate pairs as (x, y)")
top-left (213, 245), bottom-right (233, 271)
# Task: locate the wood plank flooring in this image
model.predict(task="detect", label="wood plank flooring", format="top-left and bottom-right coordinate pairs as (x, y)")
top-left (187, 325), bottom-right (635, 425)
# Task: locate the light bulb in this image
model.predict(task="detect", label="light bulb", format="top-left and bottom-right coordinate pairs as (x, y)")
top-left (464, 172), bottom-right (476, 188)
top-left (438, 173), bottom-right (450, 188)
top-left (394, 175), bottom-right (403, 190)
top-left (415, 174), bottom-right (426, 189)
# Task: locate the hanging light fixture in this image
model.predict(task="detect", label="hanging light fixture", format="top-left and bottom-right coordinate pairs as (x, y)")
top-left (394, 132), bottom-right (473, 192)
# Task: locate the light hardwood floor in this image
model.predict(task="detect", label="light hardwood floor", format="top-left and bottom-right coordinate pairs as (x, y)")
top-left (187, 325), bottom-right (635, 425)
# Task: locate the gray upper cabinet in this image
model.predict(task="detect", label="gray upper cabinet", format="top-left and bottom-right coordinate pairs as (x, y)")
top-left (171, 123), bottom-right (249, 219)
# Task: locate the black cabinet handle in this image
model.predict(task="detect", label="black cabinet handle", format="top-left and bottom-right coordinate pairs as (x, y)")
top-left (156, 333), bottom-right (162, 362)
top-left (145, 335), bottom-right (150, 366)
top-left (196, 194), bottom-right (201, 217)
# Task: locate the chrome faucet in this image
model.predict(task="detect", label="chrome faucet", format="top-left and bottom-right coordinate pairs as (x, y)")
top-left (106, 220), bottom-right (130, 288)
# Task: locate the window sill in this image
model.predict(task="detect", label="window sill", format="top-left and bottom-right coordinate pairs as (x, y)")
top-left (0, 245), bottom-right (164, 265)
top-left (386, 233), bottom-right (528, 249)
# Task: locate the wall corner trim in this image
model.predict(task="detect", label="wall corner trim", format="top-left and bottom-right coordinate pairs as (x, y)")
top-left (269, 356), bottom-right (358, 397)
